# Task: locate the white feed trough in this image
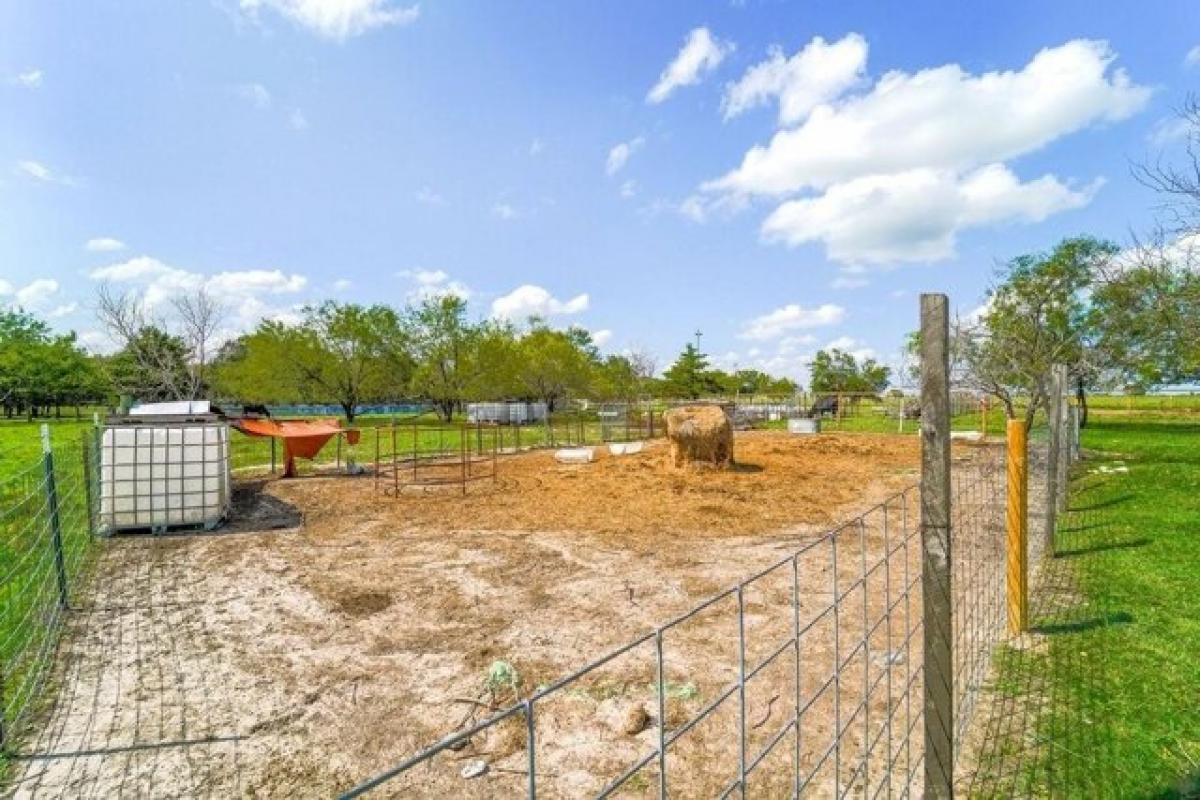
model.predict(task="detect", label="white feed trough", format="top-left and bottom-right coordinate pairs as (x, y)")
top-left (607, 441), bottom-right (645, 456)
top-left (554, 447), bottom-right (595, 465)
top-left (950, 431), bottom-right (984, 442)
top-left (787, 418), bottom-right (820, 435)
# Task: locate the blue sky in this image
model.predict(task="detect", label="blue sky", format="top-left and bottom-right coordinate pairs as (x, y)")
top-left (1, 0), bottom-right (1197, 383)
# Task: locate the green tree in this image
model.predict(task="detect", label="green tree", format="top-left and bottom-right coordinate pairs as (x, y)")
top-left (1089, 242), bottom-right (1200, 388)
top-left (405, 295), bottom-right (480, 420)
top-left (955, 237), bottom-right (1116, 428)
top-left (513, 324), bottom-right (594, 410)
top-left (218, 302), bottom-right (411, 421)
top-left (809, 349), bottom-right (890, 395)
top-left (0, 310), bottom-right (110, 417)
top-left (662, 343), bottom-right (720, 399)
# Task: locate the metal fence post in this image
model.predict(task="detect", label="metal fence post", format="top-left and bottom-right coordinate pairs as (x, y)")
top-left (919, 294), bottom-right (954, 799)
top-left (1054, 369), bottom-right (1070, 513)
top-left (1006, 419), bottom-right (1029, 634)
top-left (1043, 365), bottom-right (1065, 552)
top-left (1075, 407), bottom-right (1084, 462)
top-left (40, 425), bottom-right (70, 610)
top-left (81, 431), bottom-right (97, 537)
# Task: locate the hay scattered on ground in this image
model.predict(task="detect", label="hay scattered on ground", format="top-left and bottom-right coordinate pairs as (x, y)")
top-left (289, 431), bottom-right (923, 541)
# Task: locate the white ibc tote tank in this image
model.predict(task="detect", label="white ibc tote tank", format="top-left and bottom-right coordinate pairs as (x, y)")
top-left (99, 403), bottom-right (231, 533)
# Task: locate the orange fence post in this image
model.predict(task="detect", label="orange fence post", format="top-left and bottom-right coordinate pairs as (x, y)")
top-left (1006, 418), bottom-right (1029, 634)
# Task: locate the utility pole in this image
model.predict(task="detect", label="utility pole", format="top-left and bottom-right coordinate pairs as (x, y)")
top-left (694, 329), bottom-right (703, 352)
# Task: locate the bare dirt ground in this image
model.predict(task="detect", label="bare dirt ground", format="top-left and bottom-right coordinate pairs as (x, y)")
top-left (6, 432), bottom-right (997, 799)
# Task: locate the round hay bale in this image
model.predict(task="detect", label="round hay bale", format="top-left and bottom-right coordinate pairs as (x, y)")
top-left (663, 405), bottom-right (734, 470)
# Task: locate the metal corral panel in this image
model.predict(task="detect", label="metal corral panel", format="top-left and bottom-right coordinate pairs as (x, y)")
top-left (99, 420), bottom-right (230, 533)
top-left (467, 402), bottom-right (510, 424)
top-left (504, 402), bottom-right (549, 424)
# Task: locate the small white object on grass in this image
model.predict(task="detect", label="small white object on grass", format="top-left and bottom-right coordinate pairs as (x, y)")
top-left (461, 760), bottom-right (488, 779)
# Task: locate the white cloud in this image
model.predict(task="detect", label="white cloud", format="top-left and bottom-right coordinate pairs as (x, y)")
top-left (1148, 116), bottom-right (1192, 147)
top-left (722, 34), bottom-right (867, 125)
top-left (761, 164), bottom-right (1098, 264)
top-left (206, 269), bottom-right (307, 295)
top-left (620, 180), bottom-right (637, 199)
top-left (15, 160), bottom-right (74, 186)
top-left (89, 255), bottom-right (177, 283)
top-left (647, 27), bottom-right (734, 104)
top-left (85, 237), bottom-right (127, 253)
top-left (677, 191), bottom-right (748, 223)
top-left (739, 302), bottom-right (845, 340)
top-left (0, 280), bottom-right (11, 296)
top-left (679, 195), bottom-right (707, 222)
top-left (17, 160), bottom-right (51, 181)
top-left (491, 285), bottom-right (589, 320)
top-left (88, 255), bottom-right (308, 312)
top-left (529, 138), bottom-right (544, 156)
top-left (606, 136), bottom-right (644, 176)
top-left (716, 331), bottom-right (822, 381)
top-left (1186, 45), bottom-right (1200, 67)
top-left (396, 268), bottom-right (471, 301)
top-left (236, 82), bottom-right (272, 108)
top-left (960, 296), bottom-right (994, 326)
top-left (288, 108), bottom-right (309, 130)
top-left (13, 69), bottom-right (42, 89)
top-left (706, 40), bottom-right (1149, 198)
top-left (591, 329), bottom-right (613, 347)
top-left (47, 302), bottom-right (78, 319)
top-left (830, 275), bottom-right (869, 289)
top-left (239, 0), bottom-right (419, 40)
top-left (13, 279), bottom-right (59, 310)
top-left (823, 335), bottom-right (876, 362)
top-left (78, 330), bottom-right (113, 354)
top-left (333, 278), bottom-right (352, 291)
top-left (414, 186), bottom-right (446, 206)
top-left (492, 202), bottom-right (519, 220)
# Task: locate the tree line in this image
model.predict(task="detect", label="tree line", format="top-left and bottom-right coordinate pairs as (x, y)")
top-left (0, 293), bottom-right (808, 421)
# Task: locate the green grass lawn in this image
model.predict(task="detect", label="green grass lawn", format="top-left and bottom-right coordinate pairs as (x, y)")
top-left (970, 414), bottom-right (1200, 797)
top-left (0, 421), bottom-right (94, 769)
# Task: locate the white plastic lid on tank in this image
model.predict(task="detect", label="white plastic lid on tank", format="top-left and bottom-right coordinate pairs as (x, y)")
top-left (129, 400), bottom-right (211, 415)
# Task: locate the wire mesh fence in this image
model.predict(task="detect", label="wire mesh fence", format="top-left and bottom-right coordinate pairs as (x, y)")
top-left (340, 486), bottom-right (928, 798)
top-left (0, 426), bottom-right (98, 753)
top-left (339, 434), bottom-right (1045, 799)
top-left (0, 329), bottom-right (1090, 797)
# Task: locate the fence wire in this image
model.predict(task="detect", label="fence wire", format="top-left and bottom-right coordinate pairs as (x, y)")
top-left (0, 396), bottom-right (1079, 797)
top-left (341, 440), bottom-right (1029, 800)
top-left (0, 429), bottom-right (98, 753)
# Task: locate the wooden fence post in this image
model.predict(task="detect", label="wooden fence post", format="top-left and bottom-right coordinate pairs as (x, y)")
top-left (919, 293), bottom-right (954, 799)
top-left (1006, 419), bottom-right (1029, 635)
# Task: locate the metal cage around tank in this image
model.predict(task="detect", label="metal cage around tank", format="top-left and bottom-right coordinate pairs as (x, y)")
top-left (98, 413), bottom-right (231, 534)
top-left (372, 421), bottom-right (499, 496)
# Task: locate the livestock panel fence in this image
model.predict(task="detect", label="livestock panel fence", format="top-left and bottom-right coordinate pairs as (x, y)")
top-left (337, 295), bottom-right (1074, 798)
top-left (0, 425), bottom-right (98, 753)
top-left (0, 294), bottom-right (1083, 796)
